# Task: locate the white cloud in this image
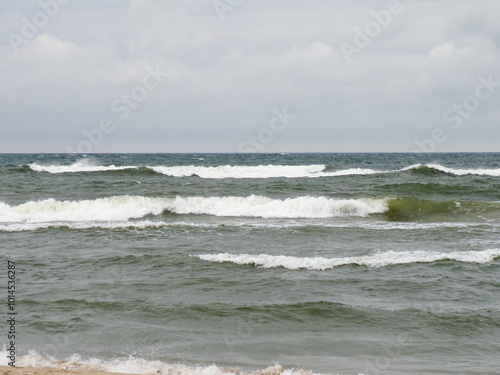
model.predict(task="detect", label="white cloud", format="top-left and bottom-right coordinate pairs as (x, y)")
top-left (0, 0), bottom-right (499, 152)
top-left (429, 42), bottom-right (473, 60)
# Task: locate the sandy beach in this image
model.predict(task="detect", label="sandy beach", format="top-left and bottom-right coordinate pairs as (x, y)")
top-left (0, 367), bottom-right (135, 375)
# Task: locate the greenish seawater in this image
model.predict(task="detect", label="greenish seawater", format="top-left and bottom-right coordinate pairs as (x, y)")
top-left (1, 153), bottom-right (499, 374)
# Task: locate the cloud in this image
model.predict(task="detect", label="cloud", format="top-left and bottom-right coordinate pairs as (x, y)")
top-left (0, 0), bottom-right (499, 152)
top-left (429, 42), bottom-right (473, 61)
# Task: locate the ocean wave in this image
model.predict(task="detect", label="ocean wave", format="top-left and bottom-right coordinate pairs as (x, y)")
top-left (0, 350), bottom-right (322, 375)
top-left (427, 163), bottom-right (500, 176)
top-left (403, 164), bottom-right (500, 177)
top-left (0, 195), bottom-right (388, 223)
top-left (0, 196), bottom-right (167, 223)
top-left (28, 160), bottom-right (382, 178)
top-left (0, 218), bottom-right (496, 232)
top-left (150, 164), bottom-right (330, 178)
top-left (385, 197), bottom-right (500, 220)
top-left (26, 160), bottom-right (500, 178)
top-left (0, 220), bottom-right (230, 232)
top-left (29, 160), bottom-right (137, 173)
top-left (0, 220), bottom-right (170, 232)
top-left (196, 249), bottom-right (500, 270)
top-left (1, 195), bottom-right (498, 227)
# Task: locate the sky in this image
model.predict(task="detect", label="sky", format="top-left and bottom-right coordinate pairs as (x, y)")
top-left (0, 0), bottom-right (499, 153)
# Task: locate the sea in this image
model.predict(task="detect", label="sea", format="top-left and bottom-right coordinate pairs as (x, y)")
top-left (0, 153), bottom-right (499, 375)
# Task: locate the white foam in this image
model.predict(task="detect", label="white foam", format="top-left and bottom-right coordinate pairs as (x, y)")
top-left (0, 220), bottom-right (221, 232)
top-left (1, 218), bottom-right (495, 233)
top-left (426, 163), bottom-right (500, 176)
top-left (29, 160), bottom-right (137, 173)
top-left (0, 350), bottom-right (326, 375)
top-left (0, 196), bottom-right (168, 223)
top-left (150, 165), bottom-right (329, 178)
top-left (0, 195), bottom-right (388, 225)
top-left (321, 168), bottom-right (382, 177)
top-left (402, 163), bottom-right (500, 177)
top-left (27, 161), bottom-right (500, 178)
top-left (28, 162), bottom-right (384, 178)
top-left (150, 165), bottom-right (386, 178)
top-left (196, 249), bottom-right (500, 270)
top-left (166, 195), bottom-right (388, 218)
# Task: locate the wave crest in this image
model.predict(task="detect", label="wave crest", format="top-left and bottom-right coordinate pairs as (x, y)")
top-left (196, 249), bottom-right (500, 270)
top-left (0, 195), bottom-right (388, 224)
top-left (27, 160), bottom-right (500, 178)
top-left (28, 161), bottom-right (382, 178)
top-left (29, 160), bottom-right (137, 173)
top-left (403, 164), bottom-right (500, 177)
top-left (151, 164), bottom-right (328, 178)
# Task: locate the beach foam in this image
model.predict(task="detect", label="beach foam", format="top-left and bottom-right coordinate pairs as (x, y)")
top-left (0, 350), bottom-right (327, 375)
top-left (196, 249), bottom-right (500, 270)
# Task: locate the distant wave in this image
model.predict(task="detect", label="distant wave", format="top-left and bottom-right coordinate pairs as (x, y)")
top-left (150, 164), bottom-right (329, 178)
top-left (29, 160), bottom-right (137, 173)
top-left (196, 249), bottom-right (500, 270)
top-left (0, 195), bottom-right (388, 223)
top-left (402, 163), bottom-right (500, 177)
top-left (151, 164), bottom-right (385, 178)
top-left (0, 350), bottom-right (313, 375)
top-left (29, 161), bottom-right (380, 178)
top-left (27, 160), bottom-right (500, 178)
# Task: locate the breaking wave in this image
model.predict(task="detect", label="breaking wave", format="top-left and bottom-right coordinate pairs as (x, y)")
top-left (196, 249), bottom-right (500, 270)
top-left (27, 160), bottom-right (500, 178)
top-left (29, 161), bottom-right (379, 178)
top-left (0, 195), bottom-right (388, 223)
top-left (0, 350), bottom-right (320, 375)
top-left (29, 160), bottom-right (137, 173)
top-left (150, 164), bottom-right (328, 178)
top-left (403, 164), bottom-right (500, 177)
top-left (1, 194), bottom-right (498, 230)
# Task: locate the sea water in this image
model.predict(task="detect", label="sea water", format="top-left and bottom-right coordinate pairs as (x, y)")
top-left (0, 153), bottom-right (499, 374)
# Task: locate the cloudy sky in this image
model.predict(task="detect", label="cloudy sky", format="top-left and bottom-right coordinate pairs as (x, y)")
top-left (1, 0), bottom-right (499, 153)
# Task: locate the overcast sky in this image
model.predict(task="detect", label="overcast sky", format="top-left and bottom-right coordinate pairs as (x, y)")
top-left (1, 0), bottom-right (499, 153)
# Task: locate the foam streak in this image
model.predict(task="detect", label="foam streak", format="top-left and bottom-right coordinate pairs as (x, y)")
top-left (196, 249), bottom-right (500, 270)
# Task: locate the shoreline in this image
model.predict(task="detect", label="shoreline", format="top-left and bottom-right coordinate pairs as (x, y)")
top-left (0, 366), bottom-right (137, 375)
